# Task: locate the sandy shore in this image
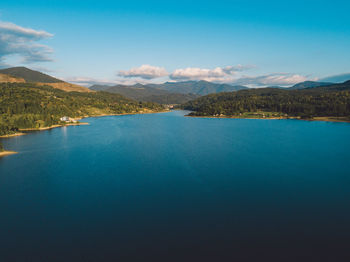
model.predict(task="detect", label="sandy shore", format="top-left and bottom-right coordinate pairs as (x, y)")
top-left (18, 122), bottom-right (90, 132)
top-left (308, 117), bottom-right (350, 123)
top-left (0, 133), bottom-right (26, 138)
top-left (86, 110), bottom-right (169, 119)
top-left (0, 151), bottom-right (18, 157)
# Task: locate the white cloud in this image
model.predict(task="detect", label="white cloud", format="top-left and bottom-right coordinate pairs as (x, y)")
top-left (0, 21), bottom-right (54, 64)
top-left (233, 73), bottom-right (308, 86)
top-left (118, 64), bottom-right (168, 79)
top-left (65, 76), bottom-right (119, 87)
top-left (169, 65), bottom-right (253, 81)
top-left (65, 76), bottom-right (155, 87)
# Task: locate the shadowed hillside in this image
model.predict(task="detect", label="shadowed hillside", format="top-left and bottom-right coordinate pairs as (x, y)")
top-left (90, 83), bottom-right (199, 104)
top-left (182, 81), bottom-right (350, 119)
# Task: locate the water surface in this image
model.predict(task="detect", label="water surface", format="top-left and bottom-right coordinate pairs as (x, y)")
top-left (1, 111), bottom-right (350, 261)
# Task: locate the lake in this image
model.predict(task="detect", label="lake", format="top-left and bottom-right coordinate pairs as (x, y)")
top-left (1, 110), bottom-right (350, 261)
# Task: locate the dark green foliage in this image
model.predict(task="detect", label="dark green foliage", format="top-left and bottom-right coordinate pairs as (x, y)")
top-left (90, 84), bottom-right (199, 104)
top-left (183, 81), bottom-right (350, 118)
top-left (141, 93), bottom-right (199, 104)
top-left (289, 81), bottom-right (333, 90)
top-left (0, 143), bottom-right (4, 152)
top-left (0, 83), bottom-right (164, 135)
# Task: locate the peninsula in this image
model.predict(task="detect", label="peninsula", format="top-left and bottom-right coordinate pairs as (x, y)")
top-left (182, 81), bottom-right (350, 123)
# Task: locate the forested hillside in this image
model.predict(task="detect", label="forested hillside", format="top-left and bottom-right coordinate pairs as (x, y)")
top-left (90, 83), bottom-right (199, 104)
top-left (0, 83), bottom-right (163, 136)
top-left (183, 81), bottom-right (350, 119)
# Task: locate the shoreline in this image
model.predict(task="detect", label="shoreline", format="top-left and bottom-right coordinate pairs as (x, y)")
top-left (18, 122), bottom-right (90, 132)
top-left (0, 151), bottom-right (18, 157)
top-left (0, 132), bottom-right (26, 138)
top-left (0, 110), bottom-right (167, 156)
top-left (185, 114), bottom-right (350, 123)
top-left (84, 110), bottom-right (169, 119)
top-left (2, 110), bottom-right (169, 138)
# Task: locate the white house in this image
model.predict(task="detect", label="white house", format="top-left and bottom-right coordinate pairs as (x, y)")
top-left (60, 116), bottom-right (69, 122)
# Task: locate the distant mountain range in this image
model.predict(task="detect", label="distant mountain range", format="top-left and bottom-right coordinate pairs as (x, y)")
top-left (147, 81), bottom-right (249, 95)
top-left (90, 83), bottom-right (199, 104)
top-left (90, 81), bottom-right (248, 104)
top-left (91, 80), bottom-right (344, 103)
top-left (1, 66), bottom-right (349, 104)
top-left (0, 67), bottom-right (91, 92)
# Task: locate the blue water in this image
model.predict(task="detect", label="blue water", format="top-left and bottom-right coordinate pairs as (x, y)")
top-left (1, 110), bottom-right (350, 261)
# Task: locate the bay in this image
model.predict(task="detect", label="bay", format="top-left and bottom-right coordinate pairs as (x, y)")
top-left (1, 110), bottom-right (350, 261)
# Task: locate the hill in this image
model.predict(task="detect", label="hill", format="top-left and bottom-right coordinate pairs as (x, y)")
top-left (182, 81), bottom-right (350, 119)
top-left (90, 83), bottom-right (171, 99)
top-left (90, 83), bottom-right (199, 104)
top-left (0, 82), bottom-right (164, 136)
top-left (149, 80), bottom-right (248, 95)
top-left (90, 80), bottom-right (247, 104)
top-left (0, 67), bottom-right (92, 92)
top-left (0, 67), bottom-right (63, 83)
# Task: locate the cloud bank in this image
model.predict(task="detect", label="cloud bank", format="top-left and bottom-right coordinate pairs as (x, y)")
top-left (118, 64), bottom-right (168, 79)
top-left (0, 21), bottom-right (53, 66)
top-left (117, 64), bottom-right (308, 87)
top-left (233, 73), bottom-right (308, 86)
top-left (169, 65), bottom-right (253, 82)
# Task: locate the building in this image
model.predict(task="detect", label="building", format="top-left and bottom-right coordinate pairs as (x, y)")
top-left (60, 116), bottom-right (70, 122)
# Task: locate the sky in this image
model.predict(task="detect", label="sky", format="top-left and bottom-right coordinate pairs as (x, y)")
top-left (0, 0), bottom-right (350, 87)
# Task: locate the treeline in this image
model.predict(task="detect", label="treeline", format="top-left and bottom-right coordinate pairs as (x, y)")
top-left (0, 83), bottom-right (164, 135)
top-left (182, 82), bottom-right (350, 118)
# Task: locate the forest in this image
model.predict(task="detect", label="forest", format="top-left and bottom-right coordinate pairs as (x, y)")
top-left (0, 82), bottom-right (164, 136)
top-left (182, 81), bottom-right (350, 119)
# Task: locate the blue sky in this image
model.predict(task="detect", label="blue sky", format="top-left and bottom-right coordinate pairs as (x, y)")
top-left (0, 0), bottom-right (350, 86)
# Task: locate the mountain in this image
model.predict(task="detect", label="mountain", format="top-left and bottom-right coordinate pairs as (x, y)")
top-left (310, 80), bottom-right (350, 91)
top-left (90, 80), bottom-right (248, 104)
top-left (90, 84), bottom-right (170, 99)
top-left (149, 80), bottom-right (248, 95)
top-left (89, 84), bottom-right (111, 91)
top-left (321, 73), bottom-right (350, 83)
top-left (289, 81), bottom-right (333, 90)
top-left (90, 84), bottom-right (199, 104)
top-left (182, 80), bottom-right (350, 119)
top-left (0, 67), bottom-right (92, 92)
